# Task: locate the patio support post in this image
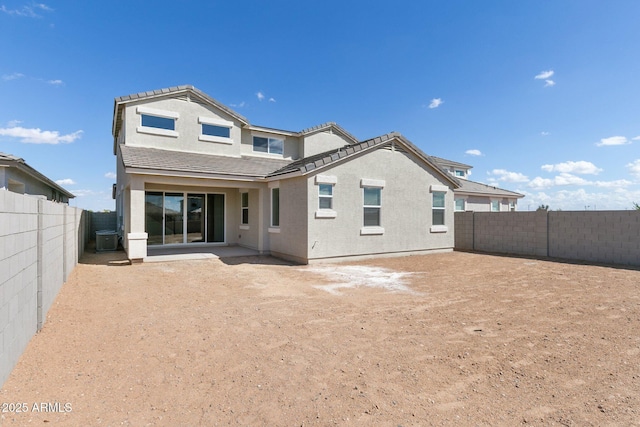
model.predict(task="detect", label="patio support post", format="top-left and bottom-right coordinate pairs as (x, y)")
top-left (126, 176), bottom-right (148, 261)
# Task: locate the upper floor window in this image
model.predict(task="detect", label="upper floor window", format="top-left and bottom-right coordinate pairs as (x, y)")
top-left (454, 169), bottom-right (466, 178)
top-left (199, 117), bottom-right (233, 144)
top-left (141, 114), bottom-right (175, 131)
top-left (137, 106), bottom-right (179, 137)
top-left (253, 136), bottom-right (283, 155)
top-left (491, 200), bottom-right (500, 212)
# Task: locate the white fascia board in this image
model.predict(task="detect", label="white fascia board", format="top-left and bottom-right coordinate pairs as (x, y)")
top-left (248, 126), bottom-right (296, 137)
top-left (136, 106), bottom-right (180, 119)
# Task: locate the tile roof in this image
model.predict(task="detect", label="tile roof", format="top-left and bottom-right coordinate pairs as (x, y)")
top-left (267, 132), bottom-right (461, 188)
top-left (0, 152), bottom-right (75, 198)
top-left (120, 145), bottom-right (292, 178)
top-left (456, 178), bottom-right (524, 198)
top-left (430, 156), bottom-right (473, 170)
top-left (297, 122), bottom-right (359, 144)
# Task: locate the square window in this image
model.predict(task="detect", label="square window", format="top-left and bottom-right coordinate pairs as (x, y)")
top-left (455, 198), bottom-right (465, 211)
top-left (491, 200), bottom-right (500, 212)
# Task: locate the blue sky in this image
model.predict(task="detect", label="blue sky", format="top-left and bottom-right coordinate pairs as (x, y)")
top-left (1, 1), bottom-right (639, 211)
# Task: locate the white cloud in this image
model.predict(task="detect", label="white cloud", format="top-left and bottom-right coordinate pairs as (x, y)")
top-left (541, 131), bottom-right (550, 136)
top-left (627, 159), bottom-right (640, 178)
top-left (541, 160), bottom-right (602, 175)
top-left (544, 79), bottom-right (555, 87)
top-left (597, 136), bottom-right (630, 146)
top-left (47, 79), bottom-right (63, 86)
top-left (55, 178), bottom-right (76, 186)
top-left (104, 172), bottom-right (117, 179)
top-left (535, 70), bottom-right (554, 80)
top-left (528, 173), bottom-right (630, 190)
top-left (428, 98), bottom-right (443, 109)
top-left (465, 149), bottom-right (482, 156)
top-left (256, 91), bottom-right (265, 101)
top-left (230, 101), bottom-right (246, 108)
top-left (2, 72), bottom-right (25, 81)
top-left (632, 136), bottom-right (640, 141)
top-left (0, 126), bottom-right (83, 144)
top-left (6, 119), bottom-right (22, 127)
top-left (520, 187), bottom-right (640, 211)
top-left (593, 179), bottom-right (632, 188)
top-left (0, 3), bottom-right (52, 17)
top-left (268, 97), bottom-right (276, 102)
top-left (488, 169), bottom-right (529, 183)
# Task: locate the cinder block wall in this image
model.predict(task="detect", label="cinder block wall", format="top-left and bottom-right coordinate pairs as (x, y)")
top-left (549, 211), bottom-right (640, 265)
top-left (454, 211), bottom-right (474, 250)
top-left (455, 210), bottom-right (640, 266)
top-left (90, 211), bottom-right (117, 237)
top-left (0, 191), bottom-right (87, 386)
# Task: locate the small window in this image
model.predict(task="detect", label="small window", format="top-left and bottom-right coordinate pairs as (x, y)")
top-left (432, 192), bottom-right (446, 225)
top-left (319, 184), bottom-right (333, 209)
top-left (509, 201), bottom-right (516, 212)
top-left (455, 169), bottom-right (466, 178)
top-left (454, 198), bottom-right (465, 212)
top-left (202, 124), bottom-right (231, 138)
top-left (271, 188), bottom-right (280, 227)
top-left (363, 187), bottom-right (381, 227)
top-left (253, 136), bottom-right (284, 155)
top-left (141, 114), bottom-right (175, 131)
top-left (241, 192), bottom-right (249, 225)
top-left (491, 200), bottom-right (500, 212)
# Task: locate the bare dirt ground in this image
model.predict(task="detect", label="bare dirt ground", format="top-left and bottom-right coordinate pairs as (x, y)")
top-left (1, 250), bottom-right (639, 426)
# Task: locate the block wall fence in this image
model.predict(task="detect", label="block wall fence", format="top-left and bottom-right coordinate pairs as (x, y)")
top-left (455, 210), bottom-right (640, 266)
top-left (0, 190), bottom-right (89, 386)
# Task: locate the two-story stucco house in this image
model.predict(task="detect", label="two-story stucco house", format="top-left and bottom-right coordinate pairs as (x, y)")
top-left (112, 85), bottom-right (462, 263)
top-left (431, 157), bottom-right (524, 212)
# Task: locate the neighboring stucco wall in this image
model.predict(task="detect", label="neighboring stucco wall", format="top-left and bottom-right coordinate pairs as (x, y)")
top-left (301, 130), bottom-right (353, 158)
top-left (458, 195), bottom-right (515, 212)
top-left (304, 147), bottom-right (455, 261)
top-left (1, 167), bottom-right (68, 203)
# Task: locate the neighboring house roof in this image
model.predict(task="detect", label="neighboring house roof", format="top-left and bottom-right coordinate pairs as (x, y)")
top-left (0, 152), bottom-right (75, 198)
top-left (268, 132), bottom-right (461, 188)
top-left (119, 145), bottom-right (292, 179)
top-left (455, 178), bottom-right (524, 198)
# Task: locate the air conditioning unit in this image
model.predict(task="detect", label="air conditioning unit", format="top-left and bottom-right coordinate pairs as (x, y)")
top-left (96, 230), bottom-right (118, 252)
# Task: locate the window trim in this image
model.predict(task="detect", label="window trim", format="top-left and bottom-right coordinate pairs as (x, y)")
top-left (199, 116), bottom-right (233, 144)
top-left (136, 106), bottom-right (179, 137)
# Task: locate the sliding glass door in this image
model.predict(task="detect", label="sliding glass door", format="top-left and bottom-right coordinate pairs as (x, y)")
top-left (145, 192), bottom-right (225, 245)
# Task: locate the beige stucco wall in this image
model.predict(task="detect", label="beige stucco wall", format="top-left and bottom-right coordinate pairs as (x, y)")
top-left (300, 130), bottom-right (353, 157)
top-left (267, 177), bottom-right (308, 262)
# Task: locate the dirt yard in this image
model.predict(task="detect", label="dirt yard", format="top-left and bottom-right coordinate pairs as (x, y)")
top-left (1, 250), bottom-right (639, 426)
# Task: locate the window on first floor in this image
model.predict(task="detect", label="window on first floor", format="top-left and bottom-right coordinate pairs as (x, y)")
top-left (491, 200), bottom-right (500, 212)
top-left (271, 187), bottom-right (280, 227)
top-left (363, 187), bottom-right (381, 227)
top-left (253, 136), bottom-right (284, 155)
top-left (432, 191), bottom-right (446, 225)
top-left (241, 192), bottom-right (249, 225)
top-left (454, 198), bottom-right (465, 212)
top-left (318, 184), bottom-right (333, 209)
